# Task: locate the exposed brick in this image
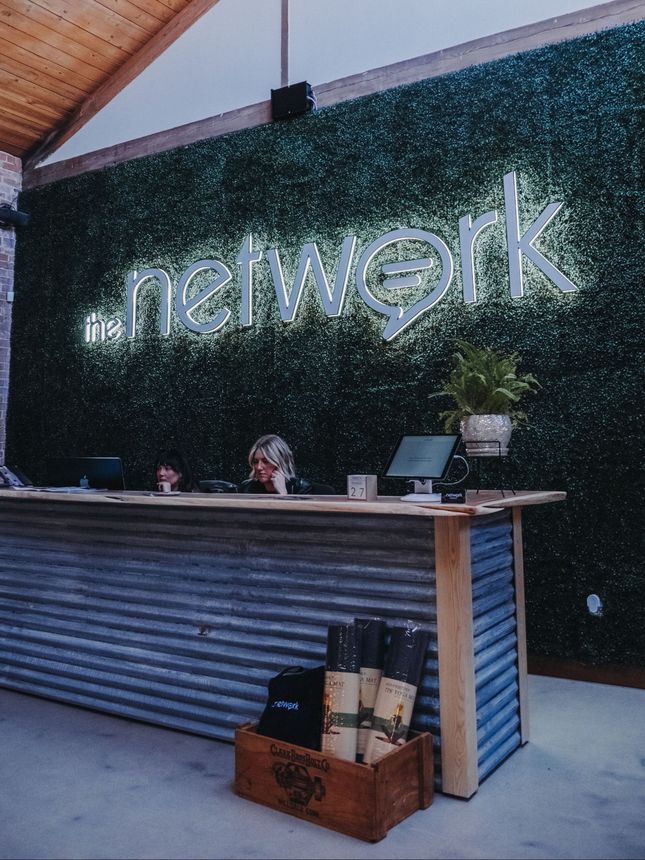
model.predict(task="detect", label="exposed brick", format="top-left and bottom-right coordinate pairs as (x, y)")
top-left (0, 153), bottom-right (21, 462)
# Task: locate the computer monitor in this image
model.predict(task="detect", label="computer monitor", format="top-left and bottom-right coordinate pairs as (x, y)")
top-left (46, 456), bottom-right (126, 491)
top-left (383, 434), bottom-right (461, 501)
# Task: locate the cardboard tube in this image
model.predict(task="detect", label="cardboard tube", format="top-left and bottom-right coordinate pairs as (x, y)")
top-left (321, 622), bottom-right (361, 761)
top-left (354, 617), bottom-right (387, 762)
top-left (362, 623), bottom-right (429, 765)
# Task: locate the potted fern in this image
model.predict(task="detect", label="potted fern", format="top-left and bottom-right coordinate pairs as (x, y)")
top-left (432, 339), bottom-right (541, 456)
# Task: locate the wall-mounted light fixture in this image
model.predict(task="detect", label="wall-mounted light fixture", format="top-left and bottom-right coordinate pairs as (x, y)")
top-left (270, 81), bottom-right (316, 120)
top-left (0, 205), bottom-right (30, 228)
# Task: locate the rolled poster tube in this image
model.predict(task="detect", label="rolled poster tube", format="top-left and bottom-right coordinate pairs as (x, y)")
top-left (354, 617), bottom-right (387, 762)
top-left (362, 623), bottom-right (429, 765)
top-left (321, 622), bottom-right (362, 761)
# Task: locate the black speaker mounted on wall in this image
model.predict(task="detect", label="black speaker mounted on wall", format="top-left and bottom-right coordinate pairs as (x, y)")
top-left (271, 81), bottom-right (316, 120)
top-left (0, 205), bottom-right (30, 228)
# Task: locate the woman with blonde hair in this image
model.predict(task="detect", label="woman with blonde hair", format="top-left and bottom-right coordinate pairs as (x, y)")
top-left (240, 434), bottom-right (312, 495)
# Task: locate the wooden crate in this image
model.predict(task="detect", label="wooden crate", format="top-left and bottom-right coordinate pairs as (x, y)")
top-left (234, 723), bottom-right (434, 843)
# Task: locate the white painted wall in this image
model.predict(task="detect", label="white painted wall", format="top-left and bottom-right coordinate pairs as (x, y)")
top-left (42, 0), bottom-right (608, 165)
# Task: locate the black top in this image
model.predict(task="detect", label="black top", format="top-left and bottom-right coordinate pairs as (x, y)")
top-left (239, 476), bottom-right (313, 495)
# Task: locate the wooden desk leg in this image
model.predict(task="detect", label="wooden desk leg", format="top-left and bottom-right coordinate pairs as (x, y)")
top-left (512, 507), bottom-right (530, 744)
top-left (435, 517), bottom-right (479, 799)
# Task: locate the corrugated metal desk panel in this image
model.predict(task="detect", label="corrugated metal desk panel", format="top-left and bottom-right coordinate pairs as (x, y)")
top-left (0, 489), bottom-right (564, 798)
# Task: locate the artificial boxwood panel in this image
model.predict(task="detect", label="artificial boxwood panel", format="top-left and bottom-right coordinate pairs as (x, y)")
top-left (8, 23), bottom-right (644, 666)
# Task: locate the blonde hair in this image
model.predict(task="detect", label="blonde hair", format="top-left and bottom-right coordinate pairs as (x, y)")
top-left (248, 434), bottom-right (296, 481)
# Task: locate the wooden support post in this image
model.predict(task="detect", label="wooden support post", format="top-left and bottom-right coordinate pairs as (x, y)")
top-left (434, 517), bottom-right (479, 798)
top-left (281, 0), bottom-right (289, 87)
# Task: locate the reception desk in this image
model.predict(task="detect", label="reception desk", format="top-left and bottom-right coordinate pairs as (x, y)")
top-left (0, 488), bottom-right (564, 798)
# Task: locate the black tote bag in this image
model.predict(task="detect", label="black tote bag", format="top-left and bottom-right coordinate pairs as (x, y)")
top-left (256, 665), bottom-right (325, 750)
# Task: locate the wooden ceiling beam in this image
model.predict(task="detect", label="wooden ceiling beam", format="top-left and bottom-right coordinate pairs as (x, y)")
top-left (23, 0), bottom-right (222, 170)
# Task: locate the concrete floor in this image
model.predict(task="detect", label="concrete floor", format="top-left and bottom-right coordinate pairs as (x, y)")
top-left (0, 675), bottom-right (643, 860)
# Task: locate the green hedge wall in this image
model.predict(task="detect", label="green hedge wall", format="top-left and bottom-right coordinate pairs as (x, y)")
top-left (9, 22), bottom-right (644, 666)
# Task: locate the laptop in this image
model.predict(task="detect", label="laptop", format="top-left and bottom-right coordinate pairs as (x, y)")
top-left (45, 456), bottom-right (126, 491)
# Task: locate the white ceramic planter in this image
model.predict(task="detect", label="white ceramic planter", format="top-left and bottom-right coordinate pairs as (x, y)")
top-left (460, 414), bottom-right (513, 457)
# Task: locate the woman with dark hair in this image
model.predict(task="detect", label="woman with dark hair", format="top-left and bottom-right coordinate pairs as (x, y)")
top-left (240, 434), bottom-right (312, 495)
top-left (153, 448), bottom-right (199, 493)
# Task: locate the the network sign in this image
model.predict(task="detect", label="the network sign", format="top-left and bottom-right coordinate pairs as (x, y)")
top-left (84, 171), bottom-right (578, 345)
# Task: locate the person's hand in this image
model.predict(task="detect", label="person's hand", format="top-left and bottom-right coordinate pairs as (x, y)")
top-left (271, 471), bottom-right (288, 495)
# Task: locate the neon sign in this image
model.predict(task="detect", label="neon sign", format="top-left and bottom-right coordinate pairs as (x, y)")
top-left (84, 171), bottom-right (578, 345)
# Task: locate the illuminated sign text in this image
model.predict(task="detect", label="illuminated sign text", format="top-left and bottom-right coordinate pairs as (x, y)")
top-left (84, 171), bottom-right (578, 344)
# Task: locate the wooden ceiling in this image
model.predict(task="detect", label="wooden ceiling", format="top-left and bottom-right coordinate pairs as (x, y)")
top-left (0, 0), bottom-right (221, 167)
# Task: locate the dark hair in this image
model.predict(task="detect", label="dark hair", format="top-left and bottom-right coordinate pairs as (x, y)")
top-left (153, 448), bottom-right (198, 492)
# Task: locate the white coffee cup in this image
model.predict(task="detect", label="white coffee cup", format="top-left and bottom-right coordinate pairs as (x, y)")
top-left (157, 481), bottom-right (172, 493)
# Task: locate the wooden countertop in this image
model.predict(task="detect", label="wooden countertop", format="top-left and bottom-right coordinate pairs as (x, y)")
top-left (0, 487), bottom-right (566, 517)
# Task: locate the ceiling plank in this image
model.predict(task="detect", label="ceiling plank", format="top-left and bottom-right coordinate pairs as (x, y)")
top-left (0, 0), bottom-right (127, 72)
top-left (28, 0), bottom-right (152, 53)
top-left (85, 0), bottom-right (168, 31)
top-left (153, 0), bottom-right (185, 12)
top-left (0, 67), bottom-right (88, 115)
top-left (0, 93), bottom-right (58, 129)
top-left (0, 85), bottom-right (69, 124)
top-left (0, 124), bottom-right (34, 148)
top-left (0, 66), bottom-right (80, 110)
top-left (130, 0), bottom-right (186, 13)
top-left (151, 0), bottom-right (188, 12)
top-left (1, 108), bottom-right (49, 140)
top-left (24, 0), bottom-right (223, 169)
top-left (0, 24), bottom-right (99, 91)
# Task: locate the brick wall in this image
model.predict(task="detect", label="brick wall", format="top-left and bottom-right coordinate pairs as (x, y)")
top-left (0, 152), bottom-right (22, 466)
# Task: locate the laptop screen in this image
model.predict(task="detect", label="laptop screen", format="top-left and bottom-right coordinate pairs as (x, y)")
top-left (383, 434), bottom-right (461, 480)
top-left (46, 457), bottom-right (126, 491)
